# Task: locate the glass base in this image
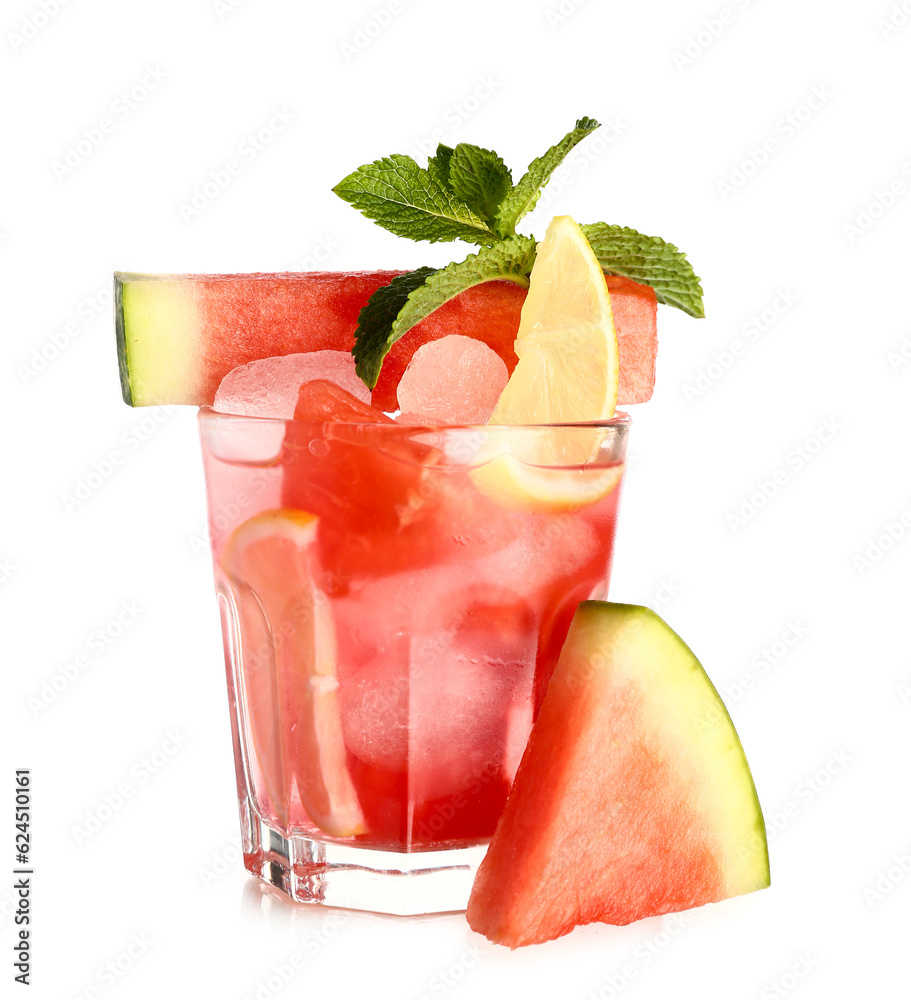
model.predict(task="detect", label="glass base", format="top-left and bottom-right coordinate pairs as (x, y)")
top-left (241, 805), bottom-right (488, 915)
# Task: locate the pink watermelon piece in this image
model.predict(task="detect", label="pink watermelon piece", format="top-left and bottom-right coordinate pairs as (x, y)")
top-left (115, 271), bottom-right (658, 410)
top-left (605, 275), bottom-right (657, 404)
top-left (466, 601), bottom-right (769, 949)
top-left (281, 379), bottom-right (517, 587)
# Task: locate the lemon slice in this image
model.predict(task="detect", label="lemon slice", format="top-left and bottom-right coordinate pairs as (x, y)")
top-left (474, 216), bottom-right (623, 510)
top-left (489, 214), bottom-right (619, 432)
top-left (473, 457), bottom-right (624, 513)
top-left (221, 509), bottom-right (366, 837)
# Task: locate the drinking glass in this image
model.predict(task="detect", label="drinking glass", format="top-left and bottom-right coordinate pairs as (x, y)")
top-left (198, 409), bottom-right (630, 914)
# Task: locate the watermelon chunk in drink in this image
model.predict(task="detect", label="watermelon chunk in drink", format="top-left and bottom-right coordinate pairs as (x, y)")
top-left (283, 379), bottom-right (526, 586)
top-left (280, 378), bottom-right (430, 537)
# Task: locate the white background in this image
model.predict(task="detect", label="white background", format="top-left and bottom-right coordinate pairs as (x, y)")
top-left (3, 0), bottom-right (911, 997)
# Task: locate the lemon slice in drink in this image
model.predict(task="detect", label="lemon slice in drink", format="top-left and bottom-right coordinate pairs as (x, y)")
top-left (472, 450), bottom-right (624, 512)
top-left (221, 509), bottom-right (366, 837)
top-left (474, 215), bottom-right (623, 511)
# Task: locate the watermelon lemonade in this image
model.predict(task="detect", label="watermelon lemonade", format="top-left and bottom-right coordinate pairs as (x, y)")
top-left (199, 394), bottom-right (629, 910)
top-left (116, 119), bottom-right (715, 920)
top-left (113, 119), bottom-right (769, 945)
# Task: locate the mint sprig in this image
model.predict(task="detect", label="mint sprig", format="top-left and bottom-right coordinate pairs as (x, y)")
top-left (334, 117), bottom-right (704, 392)
top-left (354, 237), bottom-right (536, 390)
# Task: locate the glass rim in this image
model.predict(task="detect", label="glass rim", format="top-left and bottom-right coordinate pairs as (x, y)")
top-left (197, 405), bottom-right (632, 433)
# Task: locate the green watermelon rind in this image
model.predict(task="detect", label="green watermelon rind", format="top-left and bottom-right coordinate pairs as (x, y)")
top-left (114, 274), bottom-right (132, 406)
top-left (114, 272), bottom-right (202, 408)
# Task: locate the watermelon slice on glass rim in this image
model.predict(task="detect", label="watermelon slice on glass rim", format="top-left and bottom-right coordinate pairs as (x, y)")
top-left (114, 270), bottom-right (657, 411)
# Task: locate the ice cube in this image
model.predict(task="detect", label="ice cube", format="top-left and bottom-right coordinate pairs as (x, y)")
top-left (336, 572), bottom-right (536, 804)
top-left (396, 335), bottom-right (508, 425)
top-left (408, 622), bottom-right (535, 803)
top-left (214, 351), bottom-right (370, 419)
top-left (468, 513), bottom-right (601, 609)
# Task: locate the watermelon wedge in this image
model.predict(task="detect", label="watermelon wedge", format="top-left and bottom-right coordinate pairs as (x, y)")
top-left (115, 271), bottom-right (657, 411)
top-left (466, 601), bottom-right (769, 948)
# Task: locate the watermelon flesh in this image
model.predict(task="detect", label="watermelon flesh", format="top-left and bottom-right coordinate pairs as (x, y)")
top-left (281, 380), bottom-right (445, 577)
top-left (282, 379), bottom-right (521, 586)
top-left (115, 271), bottom-right (657, 410)
top-left (466, 601), bottom-right (770, 948)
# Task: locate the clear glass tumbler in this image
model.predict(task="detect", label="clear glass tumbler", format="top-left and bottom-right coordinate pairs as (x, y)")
top-left (198, 409), bottom-right (630, 914)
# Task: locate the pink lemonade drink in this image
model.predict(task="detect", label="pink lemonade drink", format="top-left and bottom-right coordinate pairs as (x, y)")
top-left (199, 403), bottom-right (629, 913)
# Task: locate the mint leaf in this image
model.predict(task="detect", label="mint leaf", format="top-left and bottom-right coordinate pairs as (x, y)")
top-left (354, 237), bottom-right (536, 390)
top-left (495, 117), bottom-right (600, 236)
top-left (352, 267), bottom-right (438, 389)
top-left (427, 143), bottom-right (454, 190)
top-left (448, 144), bottom-right (513, 231)
top-left (580, 222), bottom-right (705, 318)
top-left (391, 235), bottom-right (534, 341)
top-left (333, 154), bottom-right (498, 245)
